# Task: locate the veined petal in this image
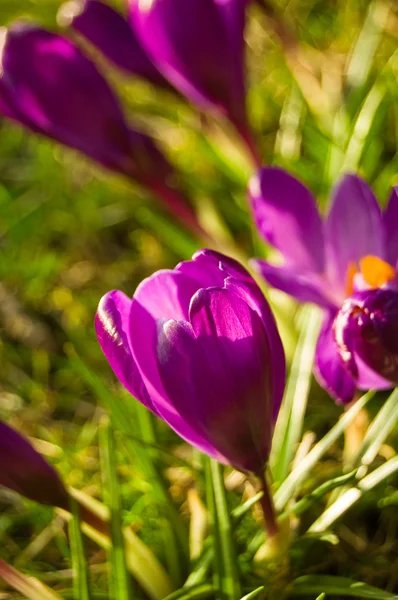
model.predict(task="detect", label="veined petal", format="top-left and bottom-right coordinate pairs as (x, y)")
top-left (325, 174), bottom-right (384, 293)
top-left (314, 311), bottom-right (357, 404)
top-left (95, 290), bottom-right (155, 411)
top-left (156, 287), bottom-right (274, 472)
top-left (251, 259), bottom-right (335, 310)
top-left (383, 187), bottom-right (398, 267)
top-left (249, 167), bottom-right (325, 273)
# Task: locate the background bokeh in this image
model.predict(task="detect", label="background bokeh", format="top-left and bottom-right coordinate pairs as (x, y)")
top-left (0, 0), bottom-right (397, 597)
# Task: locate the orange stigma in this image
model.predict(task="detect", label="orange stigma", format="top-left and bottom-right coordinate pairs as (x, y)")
top-left (359, 255), bottom-right (396, 289)
top-left (345, 255), bottom-right (395, 296)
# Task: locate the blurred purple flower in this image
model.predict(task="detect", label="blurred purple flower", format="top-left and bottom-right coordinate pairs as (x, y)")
top-left (0, 421), bottom-right (68, 508)
top-left (0, 24), bottom-right (204, 237)
top-left (129, 0), bottom-right (257, 158)
top-left (249, 167), bottom-right (398, 403)
top-left (95, 249), bottom-right (285, 473)
top-left (59, 0), bottom-right (169, 88)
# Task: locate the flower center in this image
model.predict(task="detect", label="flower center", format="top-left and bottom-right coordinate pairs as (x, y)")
top-left (346, 255), bottom-right (396, 296)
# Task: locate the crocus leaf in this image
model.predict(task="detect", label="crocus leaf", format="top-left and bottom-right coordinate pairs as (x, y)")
top-left (289, 575), bottom-right (398, 599)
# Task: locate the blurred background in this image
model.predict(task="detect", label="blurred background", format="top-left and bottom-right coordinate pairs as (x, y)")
top-left (0, 0), bottom-right (397, 596)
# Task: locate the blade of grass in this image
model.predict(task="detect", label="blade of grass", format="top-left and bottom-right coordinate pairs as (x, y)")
top-left (210, 460), bottom-right (241, 600)
top-left (0, 559), bottom-right (63, 600)
top-left (271, 306), bottom-right (322, 483)
top-left (68, 496), bottom-right (92, 600)
top-left (309, 456), bottom-right (398, 533)
top-left (68, 348), bottom-right (188, 559)
top-left (289, 575), bottom-right (398, 599)
top-left (240, 587), bottom-right (265, 600)
top-left (274, 390), bottom-right (375, 512)
top-left (351, 389), bottom-right (398, 472)
top-left (100, 416), bottom-right (132, 600)
top-left (162, 584), bottom-right (216, 600)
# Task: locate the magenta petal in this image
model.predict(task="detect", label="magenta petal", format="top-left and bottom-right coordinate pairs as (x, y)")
top-left (129, 0), bottom-right (247, 126)
top-left (324, 174), bottom-right (385, 292)
top-left (334, 290), bottom-right (398, 389)
top-left (65, 0), bottom-right (168, 87)
top-left (95, 291), bottom-right (155, 411)
top-left (314, 311), bottom-right (357, 404)
top-left (156, 287), bottom-right (274, 471)
top-left (249, 168), bottom-right (325, 273)
top-left (252, 259), bottom-right (335, 310)
top-left (383, 187), bottom-right (398, 267)
top-left (0, 422), bottom-right (68, 508)
top-left (129, 270), bottom-right (206, 415)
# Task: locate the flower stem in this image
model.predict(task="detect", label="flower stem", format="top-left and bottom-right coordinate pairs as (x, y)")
top-left (257, 470), bottom-right (279, 539)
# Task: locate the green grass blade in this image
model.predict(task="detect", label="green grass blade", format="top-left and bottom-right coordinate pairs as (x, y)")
top-left (100, 416), bottom-right (132, 600)
top-left (0, 559), bottom-right (63, 600)
top-left (274, 391), bottom-right (375, 512)
top-left (68, 349), bottom-right (188, 560)
top-left (68, 496), bottom-right (92, 600)
top-left (351, 389), bottom-right (398, 472)
top-left (271, 306), bottom-right (322, 483)
top-left (309, 456), bottom-right (398, 533)
top-left (289, 575), bottom-right (398, 599)
top-left (210, 460), bottom-right (241, 600)
top-left (162, 584), bottom-right (216, 600)
top-left (239, 587), bottom-right (265, 600)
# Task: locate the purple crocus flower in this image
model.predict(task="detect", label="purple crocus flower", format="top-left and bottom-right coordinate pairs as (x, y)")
top-left (0, 24), bottom-right (203, 237)
top-left (0, 422), bottom-right (68, 508)
top-left (59, 0), bottom-right (169, 88)
top-left (129, 0), bottom-right (258, 160)
top-left (249, 167), bottom-right (398, 403)
top-left (95, 249), bottom-right (286, 474)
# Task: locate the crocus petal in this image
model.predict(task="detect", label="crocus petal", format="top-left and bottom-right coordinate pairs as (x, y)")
top-left (62, 0), bottom-right (168, 87)
top-left (0, 422), bottom-right (68, 508)
top-left (383, 187), bottom-right (398, 267)
top-left (251, 259), bottom-right (335, 310)
top-left (95, 290), bottom-right (156, 412)
top-left (156, 287), bottom-right (274, 472)
top-left (334, 289), bottom-right (398, 388)
top-left (314, 311), bottom-right (357, 404)
top-left (324, 174), bottom-right (385, 293)
top-left (249, 168), bottom-right (325, 273)
top-left (129, 270), bottom-right (207, 418)
top-left (129, 0), bottom-right (247, 126)
top-left (0, 24), bottom-right (172, 186)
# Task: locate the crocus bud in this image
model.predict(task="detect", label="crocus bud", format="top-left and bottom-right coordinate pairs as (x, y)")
top-left (59, 0), bottom-right (169, 88)
top-left (95, 249), bottom-right (286, 474)
top-left (0, 24), bottom-right (172, 185)
top-left (129, 0), bottom-right (248, 131)
top-left (334, 289), bottom-right (398, 386)
top-left (0, 422), bottom-right (68, 508)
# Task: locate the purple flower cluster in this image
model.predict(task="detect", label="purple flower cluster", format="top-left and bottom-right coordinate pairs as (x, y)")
top-left (250, 168), bottom-right (398, 403)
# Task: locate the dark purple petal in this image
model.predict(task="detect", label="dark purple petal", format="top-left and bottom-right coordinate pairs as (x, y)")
top-left (129, 0), bottom-right (247, 127)
top-left (156, 287), bottom-right (274, 472)
top-left (324, 174), bottom-right (385, 293)
top-left (128, 270), bottom-right (207, 419)
top-left (249, 168), bottom-right (325, 273)
top-left (0, 24), bottom-right (172, 186)
top-left (334, 289), bottom-right (398, 388)
top-left (95, 290), bottom-right (156, 412)
top-left (0, 422), bottom-right (68, 508)
top-left (63, 0), bottom-right (168, 87)
top-left (383, 187), bottom-right (398, 267)
top-left (251, 259), bottom-right (337, 310)
top-left (314, 311), bottom-right (357, 404)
